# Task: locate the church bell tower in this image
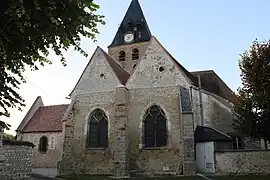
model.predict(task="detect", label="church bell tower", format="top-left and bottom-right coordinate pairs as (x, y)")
top-left (108, 0), bottom-right (152, 73)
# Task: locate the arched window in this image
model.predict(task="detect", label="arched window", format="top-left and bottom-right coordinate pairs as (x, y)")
top-left (119, 51), bottom-right (126, 61)
top-left (143, 105), bottom-right (167, 148)
top-left (132, 48), bottom-right (139, 60)
top-left (87, 109), bottom-right (108, 148)
top-left (39, 136), bottom-right (48, 153)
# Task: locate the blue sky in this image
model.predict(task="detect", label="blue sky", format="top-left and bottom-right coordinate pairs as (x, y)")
top-left (4, 0), bottom-right (270, 134)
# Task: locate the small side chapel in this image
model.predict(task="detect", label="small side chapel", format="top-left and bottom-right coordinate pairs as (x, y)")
top-left (59, 0), bottom-right (236, 176)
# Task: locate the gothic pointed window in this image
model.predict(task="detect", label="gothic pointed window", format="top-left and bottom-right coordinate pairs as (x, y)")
top-left (132, 48), bottom-right (139, 60)
top-left (143, 105), bottom-right (167, 148)
top-left (119, 51), bottom-right (126, 61)
top-left (87, 109), bottom-right (108, 148)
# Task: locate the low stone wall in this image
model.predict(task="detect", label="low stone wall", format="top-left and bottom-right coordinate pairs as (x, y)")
top-left (0, 141), bottom-right (34, 180)
top-left (215, 150), bottom-right (270, 174)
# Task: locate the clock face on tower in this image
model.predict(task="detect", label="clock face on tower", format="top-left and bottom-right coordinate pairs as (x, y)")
top-left (124, 33), bottom-right (134, 43)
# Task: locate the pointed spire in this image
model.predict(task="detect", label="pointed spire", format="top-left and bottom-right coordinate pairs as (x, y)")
top-left (109, 0), bottom-right (152, 47)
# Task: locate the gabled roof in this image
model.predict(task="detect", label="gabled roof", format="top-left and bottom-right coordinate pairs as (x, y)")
top-left (21, 104), bottom-right (69, 133)
top-left (16, 96), bottom-right (44, 132)
top-left (109, 0), bottom-right (152, 47)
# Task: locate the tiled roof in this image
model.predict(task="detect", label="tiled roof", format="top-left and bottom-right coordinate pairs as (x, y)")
top-left (21, 104), bottom-right (69, 133)
top-left (16, 96), bottom-right (44, 132)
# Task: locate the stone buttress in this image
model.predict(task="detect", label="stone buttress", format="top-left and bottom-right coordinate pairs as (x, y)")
top-left (111, 86), bottom-right (130, 177)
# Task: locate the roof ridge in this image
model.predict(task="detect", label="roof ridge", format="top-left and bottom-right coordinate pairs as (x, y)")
top-left (20, 106), bottom-right (43, 132)
top-left (16, 96), bottom-right (43, 132)
top-left (151, 36), bottom-right (196, 84)
top-left (41, 104), bottom-right (69, 108)
top-left (21, 104), bottom-right (68, 133)
top-left (191, 70), bottom-right (215, 74)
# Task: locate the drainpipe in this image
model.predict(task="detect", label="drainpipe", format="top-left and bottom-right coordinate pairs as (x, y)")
top-left (197, 74), bottom-right (204, 126)
top-left (190, 86), bottom-right (196, 163)
top-left (190, 86), bottom-right (195, 133)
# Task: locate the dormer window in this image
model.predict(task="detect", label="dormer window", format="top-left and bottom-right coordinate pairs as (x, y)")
top-left (119, 51), bottom-right (126, 61)
top-left (132, 48), bottom-right (139, 60)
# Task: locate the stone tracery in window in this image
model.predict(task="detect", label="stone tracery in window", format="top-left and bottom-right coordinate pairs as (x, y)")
top-left (86, 109), bottom-right (108, 148)
top-left (143, 105), bottom-right (167, 148)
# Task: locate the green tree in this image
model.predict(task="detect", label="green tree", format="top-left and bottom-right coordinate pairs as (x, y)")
top-left (233, 39), bottom-right (270, 142)
top-left (0, 0), bottom-right (105, 117)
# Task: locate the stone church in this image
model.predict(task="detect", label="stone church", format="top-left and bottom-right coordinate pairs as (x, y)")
top-left (17, 0), bottom-right (249, 176)
top-left (59, 0), bottom-right (237, 176)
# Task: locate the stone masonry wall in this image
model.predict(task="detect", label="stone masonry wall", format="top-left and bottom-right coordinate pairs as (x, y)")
top-left (21, 132), bottom-right (62, 168)
top-left (191, 88), bottom-right (234, 134)
top-left (112, 86), bottom-right (129, 176)
top-left (0, 145), bottom-right (34, 180)
top-left (62, 91), bottom-right (115, 175)
top-left (108, 41), bottom-right (150, 73)
top-left (70, 47), bottom-right (122, 99)
top-left (243, 137), bottom-right (262, 150)
top-left (128, 86), bottom-right (184, 175)
top-left (215, 150), bottom-right (270, 174)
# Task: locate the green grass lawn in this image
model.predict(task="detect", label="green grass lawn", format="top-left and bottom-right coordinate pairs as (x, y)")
top-left (57, 174), bottom-right (270, 180)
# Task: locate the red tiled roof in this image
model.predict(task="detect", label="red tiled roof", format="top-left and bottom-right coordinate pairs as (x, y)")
top-left (21, 104), bottom-right (69, 133)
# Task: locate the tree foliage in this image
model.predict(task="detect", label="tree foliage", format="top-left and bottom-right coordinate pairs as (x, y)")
top-left (0, 0), bottom-right (105, 117)
top-left (3, 133), bottom-right (15, 140)
top-left (0, 121), bottom-right (11, 130)
top-left (233, 39), bottom-right (270, 141)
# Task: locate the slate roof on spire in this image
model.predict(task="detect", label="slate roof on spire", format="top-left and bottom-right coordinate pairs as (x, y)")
top-left (109, 0), bottom-right (152, 47)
